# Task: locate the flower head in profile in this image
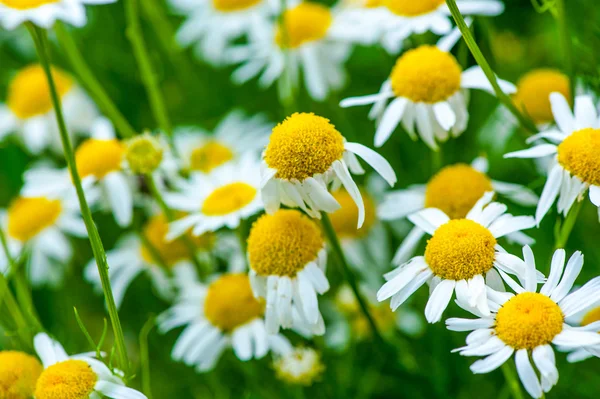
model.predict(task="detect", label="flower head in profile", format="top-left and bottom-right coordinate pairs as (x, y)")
top-left (447, 247), bottom-right (600, 398)
top-left (377, 192), bottom-right (536, 323)
top-left (0, 350), bottom-right (42, 399)
top-left (505, 93), bottom-right (600, 223)
top-left (273, 347), bottom-right (325, 386)
top-left (261, 112), bottom-right (396, 227)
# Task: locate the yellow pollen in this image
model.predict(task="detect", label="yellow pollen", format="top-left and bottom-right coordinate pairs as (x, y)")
top-left (203, 274), bottom-right (264, 331)
top-left (425, 219), bottom-right (496, 281)
top-left (557, 128), bottom-right (600, 186)
top-left (248, 210), bottom-right (324, 277)
top-left (189, 141), bottom-right (234, 173)
top-left (34, 360), bottom-right (97, 399)
top-left (364, 0), bottom-right (382, 8)
top-left (383, 0), bottom-right (444, 16)
top-left (7, 197), bottom-right (62, 242)
top-left (329, 189), bottom-right (376, 238)
top-left (201, 182), bottom-right (257, 216)
top-left (581, 306), bottom-right (600, 327)
top-left (514, 69), bottom-right (571, 125)
top-left (0, 351), bottom-right (43, 399)
top-left (495, 292), bottom-right (564, 350)
top-left (264, 113), bottom-right (345, 181)
top-left (390, 46), bottom-right (462, 103)
top-left (212, 0), bottom-right (262, 12)
top-left (275, 3), bottom-right (332, 49)
top-left (7, 64), bottom-right (73, 119)
top-left (75, 139), bottom-right (124, 179)
top-left (425, 164), bottom-right (493, 219)
top-left (125, 134), bottom-right (163, 174)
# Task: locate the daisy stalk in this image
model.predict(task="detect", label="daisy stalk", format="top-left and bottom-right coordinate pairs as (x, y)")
top-left (444, 0), bottom-right (538, 134)
top-left (500, 363), bottom-right (525, 399)
top-left (27, 24), bottom-right (131, 375)
top-left (554, 199), bottom-right (583, 250)
top-left (555, 0), bottom-right (575, 102)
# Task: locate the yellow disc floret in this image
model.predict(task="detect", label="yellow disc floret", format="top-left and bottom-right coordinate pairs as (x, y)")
top-left (248, 210), bottom-right (324, 277)
top-left (273, 348), bottom-right (325, 386)
top-left (581, 306), bottom-right (600, 327)
top-left (557, 128), bottom-right (600, 186)
top-left (425, 164), bottom-right (494, 219)
top-left (390, 46), bottom-right (462, 103)
top-left (329, 189), bottom-right (376, 238)
top-left (0, 351), bottom-right (43, 399)
top-left (190, 141), bottom-right (234, 173)
top-left (125, 134), bottom-right (163, 174)
top-left (264, 113), bottom-right (345, 181)
top-left (7, 64), bottom-right (73, 119)
top-left (383, 0), bottom-right (444, 16)
top-left (7, 197), bottom-right (62, 242)
top-left (425, 219), bottom-right (496, 281)
top-left (514, 69), bottom-right (571, 125)
top-left (275, 3), bottom-right (332, 49)
top-left (34, 360), bottom-right (97, 399)
top-left (495, 292), bottom-right (564, 350)
top-left (201, 182), bottom-right (257, 216)
top-left (212, 0), bottom-right (262, 12)
top-left (203, 273), bottom-right (264, 331)
top-left (75, 139), bottom-right (125, 179)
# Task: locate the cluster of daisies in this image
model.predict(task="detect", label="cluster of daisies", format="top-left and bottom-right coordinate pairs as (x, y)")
top-left (1, 0), bottom-right (600, 398)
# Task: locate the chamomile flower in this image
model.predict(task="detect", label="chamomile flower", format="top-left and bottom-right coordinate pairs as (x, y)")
top-left (377, 192), bottom-right (536, 323)
top-left (0, 64), bottom-right (97, 154)
top-left (447, 247), bottom-right (600, 398)
top-left (0, 350), bottom-right (42, 399)
top-left (505, 93), bottom-right (600, 223)
top-left (157, 273), bottom-right (292, 372)
top-left (378, 158), bottom-right (538, 265)
top-left (340, 30), bottom-right (516, 150)
top-left (563, 302), bottom-right (600, 362)
top-left (165, 156), bottom-right (263, 239)
top-left (0, 0), bottom-right (116, 30)
top-left (169, 0), bottom-right (278, 65)
top-left (273, 347), bottom-right (325, 386)
top-left (33, 333), bottom-right (146, 399)
top-left (247, 210), bottom-right (328, 335)
top-left (226, 2), bottom-right (352, 101)
top-left (261, 113), bottom-right (396, 227)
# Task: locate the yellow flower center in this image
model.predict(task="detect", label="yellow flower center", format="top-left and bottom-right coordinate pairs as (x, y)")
top-left (189, 141), bottom-right (234, 173)
top-left (425, 164), bottom-right (494, 219)
top-left (424, 219), bottom-right (497, 281)
top-left (329, 189), bottom-right (376, 238)
top-left (34, 360), bottom-right (97, 399)
top-left (75, 139), bottom-right (125, 179)
top-left (0, 351), bottom-right (43, 399)
top-left (264, 113), bottom-right (345, 181)
top-left (390, 46), bottom-right (462, 103)
top-left (495, 292), bottom-right (564, 350)
top-left (7, 197), bottom-right (62, 242)
top-left (203, 274), bottom-right (264, 331)
top-left (557, 128), bottom-right (600, 186)
top-left (581, 306), bottom-right (600, 327)
top-left (0, 0), bottom-right (59, 9)
top-left (514, 69), bottom-right (571, 125)
top-left (212, 0), bottom-right (262, 12)
top-left (248, 210), bottom-right (324, 277)
top-left (7, 64), bottom-right (73, 119)
top-left (125, 134), bottom-right (163, 174)
top-left (275, 3), bottom-right (332, 49)
top-left (274, 348), bottom-right (325, 386)
top-left (201, 182), bottom-right (258, 216)
top-left (383, 0), bottom-right (444, 16)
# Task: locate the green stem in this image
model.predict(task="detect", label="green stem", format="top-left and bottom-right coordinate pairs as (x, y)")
top-left (501, 363), bottom-right (525, 399)
top-left (554, 200), bottom-right (583, 249)
top-left (28, 25), bottom-right (130, 375)
top-left (54, 23), bottom-right (137, 138)
top-left (139, 315), bottom-right (155, 399)
top-left (444, 0), bottom-right (538, 134)
top-left (555, 0), bottom-right (575, 102)
top-left (320, 213), bottom-right (384, 344)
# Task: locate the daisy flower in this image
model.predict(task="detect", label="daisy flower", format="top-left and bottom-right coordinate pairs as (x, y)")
top-left (168, 0), bottom-right (278, 65)
top-left (165, 156), bottom-right (263, 239)
top-left (157, 273), bottom-right (292, 372)
top-left (0, 64), bottom-right (97, 154)
top-left (33, 333), bottom-right (146, 399)
top-left (261, 112), bottom-right (396, 227)
top-left (378, 158), bottom-right (538, 265)
top-left (505, 93), bottom-right (600, 223)
top-left (340, 29), bottom-right (516, 150)
top-left (273, 347), bottom-right (325, 386)
top-left (563, 302), bottom-right (600, 363)
top-left (377, 192), bottom-right (536, 323)
top-left (0, 350), bottom-right (42, 398)
top-left (225, 1), bottom-right (352, 101)
top-left (0, 0), bottom-right (116, 30)
top-left (247, 209), bottom-right (328, 335)
top-left (447, 247), bottom-right (600, 398)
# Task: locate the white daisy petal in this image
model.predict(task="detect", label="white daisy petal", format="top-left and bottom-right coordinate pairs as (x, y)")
top-left (424, 279), bottom-right (456, 323)
top-left (515, 349), bottom-right (543, 399)
top-left (550, 92), bottom-right (575, 134)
